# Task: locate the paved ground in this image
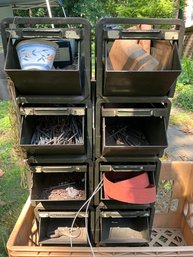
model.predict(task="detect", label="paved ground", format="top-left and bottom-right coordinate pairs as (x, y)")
top-left (165, 125), bottom-right (193, 161)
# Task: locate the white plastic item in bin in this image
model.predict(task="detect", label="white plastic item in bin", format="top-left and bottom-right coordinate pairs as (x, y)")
top-left (16, 39), bottom-right (58, 70)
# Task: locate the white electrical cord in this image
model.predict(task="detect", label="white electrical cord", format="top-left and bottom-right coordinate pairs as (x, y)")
top-left (85, 182), bottom-right (103, 257)
top-left (70, 179), bottom-right (104, 257)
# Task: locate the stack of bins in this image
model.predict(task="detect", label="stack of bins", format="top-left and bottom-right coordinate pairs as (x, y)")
top-left (94, 18), bottom-right (185, 246)
top-left (1, 17), bottom-right (94, 246)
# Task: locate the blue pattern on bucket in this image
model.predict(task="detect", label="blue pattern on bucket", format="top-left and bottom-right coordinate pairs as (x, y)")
top-left (16, 41), bottom-right (58, 70)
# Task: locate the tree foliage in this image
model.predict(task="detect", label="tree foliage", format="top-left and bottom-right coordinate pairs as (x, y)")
top-left (14, 7), bottom-right (47, 17)
top-left (14, 0), bottom-right (179, 26)
top-left (103, 0), bottom-right (177, 18)
top-left (72, 0), bottom-right (105, 27)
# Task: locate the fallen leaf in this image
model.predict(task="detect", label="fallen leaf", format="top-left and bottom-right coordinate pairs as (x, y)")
top-left (179, 125), bottom-right (193, 135)
top-left (0, 169), bottom-right (5, 177)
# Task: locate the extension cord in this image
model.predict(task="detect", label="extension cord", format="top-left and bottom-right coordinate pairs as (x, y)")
top-left (69, 180), bottom-right (104, 257)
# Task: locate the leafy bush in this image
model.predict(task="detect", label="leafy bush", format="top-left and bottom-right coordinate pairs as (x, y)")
top-left (176, 82), bottom-right (185, 92)
top-left (14, 0), bottom-right (179, 27)
top-left (174, 84), bottom-right (193, 111)
top-left (178, 57), bottom-right (193, 85)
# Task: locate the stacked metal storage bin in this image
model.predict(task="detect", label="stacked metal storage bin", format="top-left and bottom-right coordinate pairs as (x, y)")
top-left (2, 16), bottom-right (185, 248)
top-left (94, 18), bottom-right (185, 246)
top-left (1, 17), bottom-right (94, 246)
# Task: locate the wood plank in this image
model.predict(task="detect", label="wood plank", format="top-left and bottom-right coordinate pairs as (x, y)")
top-left (109, 43), bottom-right (158, 71)
top-left (139, 24), bottom-right (152, 54)
top-left (152, 40), bottom-right (173, 70)
top-left (109, 39), bottom-right (138, 70)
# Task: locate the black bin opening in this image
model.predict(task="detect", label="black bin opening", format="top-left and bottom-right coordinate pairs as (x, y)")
top-left (104, 41), bottom-right (181, 96)
top-left (5, 39), bottom-right (83, 95)
top-left (100, 214), bottom-right (150, 244)
top-left (39, 216), bottom-right (87, 245)
top-left (103, 116), bottom-right (167, 157)
top-left (31, 172), bottom-right (86, 202)
top-left (20, 115), bottom-right (85, 155)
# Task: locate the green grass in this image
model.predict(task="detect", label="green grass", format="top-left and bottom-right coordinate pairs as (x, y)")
top-left (0, 101), bottom-right (28, 257)
top-left (174, 56), bottom-right (193, 112)
top-left (170, 83), bottom-right (193, 131)
top-left (173, 83), bottom-right (193, 112)
top-left (178, 57), bottom-right (193, 85)
top-left (170, 108), bottom-right (193, 129)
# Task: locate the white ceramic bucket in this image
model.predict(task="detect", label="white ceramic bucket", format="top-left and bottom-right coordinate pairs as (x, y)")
top-left (16, 39), bottom-right (58, 70)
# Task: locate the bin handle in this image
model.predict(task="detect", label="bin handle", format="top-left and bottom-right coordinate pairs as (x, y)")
top-left (34, 166), bottom-right (87, 173)
top-left (101, 211), bottom-right (149, 218)
top-left (20, 107), bottom-right (85, 116)
top-left (111, 165), bottom-right (144, 172)
top-left (105, 29), bottom-right (163, 40)
top-left (39, 212), bottom-right (88, 218)
top-left (6, 27), bottom-right (82, 40)
top-left (100, 165), bottom-right (145, 172)
top-left (102, 108), bottom-right (166, 117)
top-left (96, 17), bottom-right (185, 56)
top-left (102, 108), bottom-right (152, 117)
